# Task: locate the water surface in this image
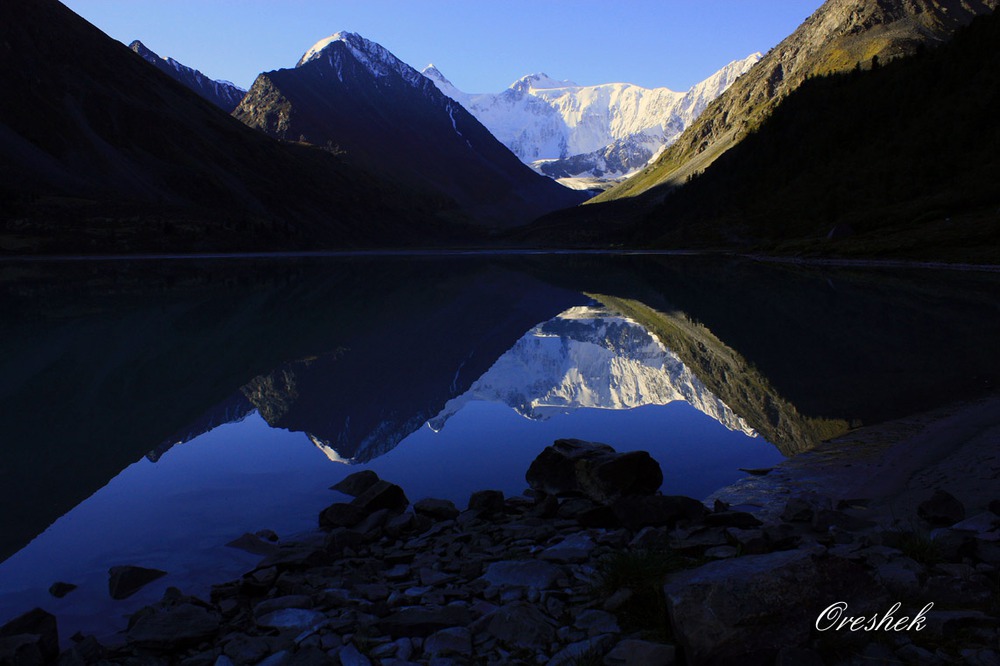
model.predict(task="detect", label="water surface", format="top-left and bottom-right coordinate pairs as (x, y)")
top-left (1, 254), bottom-right (998, 641)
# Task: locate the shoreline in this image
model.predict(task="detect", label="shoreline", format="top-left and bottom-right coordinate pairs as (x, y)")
top-left (3, 403), bottom-right (996, 665)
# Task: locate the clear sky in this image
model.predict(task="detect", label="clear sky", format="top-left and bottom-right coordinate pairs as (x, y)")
top-left (60, 1), bottom-right (824, 93)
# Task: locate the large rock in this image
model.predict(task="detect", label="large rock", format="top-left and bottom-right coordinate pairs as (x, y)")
top-left (414, 498), bottom-right (460, 521)
top-left (351, 480), bottom-right (409, 515)
top-left (126, 603), bottom-right (221, 649)
top-left (526, 439), bottom-right (663, 504)
top-left (108, 565), bottom-right (167, 600)
top-left (918, 489), bottom-right (966, 527)
top-left (0, 608), bottom-right (58, 663)
top-left (612, 495), bottom-right (708, 531)
top-left (330, 470), bottom-right (380, 497)
top-left (663, 550), bottom-right (885, 665)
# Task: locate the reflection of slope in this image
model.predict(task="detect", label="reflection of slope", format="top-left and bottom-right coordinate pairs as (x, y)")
top-left (590, 295), bottom-right (850, 456)
top-left (429, 306), bottom-right (755, 436)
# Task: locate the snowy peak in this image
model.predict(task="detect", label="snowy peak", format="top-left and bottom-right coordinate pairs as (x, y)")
top-left (422, 64), bottom-right (452, 87)
top-left (512, 72), bottom-right (578, 92)
top-left (296, 31), bottom-right (423, 86)
top-left (424, 54), bottom-right (760, 183)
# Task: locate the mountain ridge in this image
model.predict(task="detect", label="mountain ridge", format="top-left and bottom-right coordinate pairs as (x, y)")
top-left (128, 40), bottom-right (246, 112)
top-left (233, 32), bottom-right (584, 228)
top-left (422, 54), bottom-right (760, 187)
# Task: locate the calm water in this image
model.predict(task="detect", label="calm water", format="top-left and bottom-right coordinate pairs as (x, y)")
top-left (1, 254), bottom-right (999, 642)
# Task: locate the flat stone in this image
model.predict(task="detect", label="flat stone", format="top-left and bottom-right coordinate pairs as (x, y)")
top-left (225, 532), bottom-right (280, 556)
top-left (482, 560), bottom-right (563, 589)
top-left (540, 534), bottom-right (596, 563)
top-left (424, 626), bottom-right (473, 657)
top-left (952, 512), bottom-right (1000, 534)
top-left (256, 608), bottom-right (325, 631)
top-left (546, 634), bottom-right (615, 666)
top-left (603, 639), bottom-right (676, 666)
top-left (126, 603), bottom-right (221, 649)
top-left (108, 565), bottom-right (167, 600)
top-left (330, 470), bottom-right (380, 497)
top-left (573, 609), bottom-right (619, 636)
top-left (253, 595), bottom-right (314, 618)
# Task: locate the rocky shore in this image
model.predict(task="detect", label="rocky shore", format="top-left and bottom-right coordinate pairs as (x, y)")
top-left (2, 434), bottom-right (999, 666)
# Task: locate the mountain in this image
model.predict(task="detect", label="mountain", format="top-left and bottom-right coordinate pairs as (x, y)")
top-left (0, 0), bottom-right (476, 254)
top-left (129, 40), bottom-right (246, 112)
top-left (592, 0), bottom-right (1000, 205)
top-left (422, 55), bottom-right (760, 189)
top-left (428, 305), bottom-right (755, 437)
top-left (629, 8), bottom-right (1000, 260)
top-left (233, 32), bottom-right (585, 228)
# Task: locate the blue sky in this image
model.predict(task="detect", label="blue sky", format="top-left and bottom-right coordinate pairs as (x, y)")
top-left (62, 1), bottom-right (824, 92)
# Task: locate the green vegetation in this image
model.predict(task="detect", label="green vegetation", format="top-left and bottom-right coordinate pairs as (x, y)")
top-left (635, 11), bottom-right (1000, 261)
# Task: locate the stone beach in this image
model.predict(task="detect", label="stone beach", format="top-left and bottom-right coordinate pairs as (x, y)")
top-left (3, 416), bottom-right (1000, 665)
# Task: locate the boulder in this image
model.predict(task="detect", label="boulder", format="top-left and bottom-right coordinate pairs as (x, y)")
top-left (330, 470), bottom-right (380, 497)
top-left (526, 439), bottom-right (662, 504)
top-left (126, 603), bottom-right (221, 649)
top-left (48, 582), bottom-right (77, 599)
top-left (613, 495), bottom-right (708, 531)
top-left (424, 626), bottom-right (473, 657)
top-left (918, 489), bottom-right (966, 527)
top-left (414, 498), bottom-right (460, 521)
top-left (468, 490), bottom-right (505, 516)
top-left (108, 565), bottom-right (167, 600)
top-left (351, 480), bottom-right (409, 515)
top-left (664, 550), bottom-right (885, 665)
top-left (0, 608), bottom-right (58, 663)
top-left (319, 502), bottom-right (369, 529)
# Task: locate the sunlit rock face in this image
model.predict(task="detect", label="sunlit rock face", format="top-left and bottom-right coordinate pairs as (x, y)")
top-left (429, 305), bottom-right (755, 436)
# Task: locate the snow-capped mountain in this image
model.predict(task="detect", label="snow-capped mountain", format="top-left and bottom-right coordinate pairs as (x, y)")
top-left (129, 40), bottom-right (246, 112)
top-left (423, 54), bottom-right (761, 186)
top-left (233, 32), bottom-right (584, 227)
top-left (428, 305), bottom-right (756, 435)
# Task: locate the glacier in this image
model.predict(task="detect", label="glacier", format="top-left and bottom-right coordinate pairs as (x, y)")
top-left (423, 54), bottom-right (761, 187)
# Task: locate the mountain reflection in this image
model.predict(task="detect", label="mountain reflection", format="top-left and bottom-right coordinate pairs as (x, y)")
top-left (429, 305), bottom-right (755, 436)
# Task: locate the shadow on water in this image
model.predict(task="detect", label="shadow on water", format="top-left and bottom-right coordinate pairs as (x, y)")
top-left (2, 254), bottom-right (1000, 563)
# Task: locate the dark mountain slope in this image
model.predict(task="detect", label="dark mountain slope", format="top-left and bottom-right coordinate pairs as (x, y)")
top-left (234, 33), bottom-right (584, 229)
top-left (632, 10), bottom-right (1000, 261)
top-left (595, 0), bottom-right (999, 205)
top-left (0, 1), bottom-right (473, 254)
top-left (129, 40), bottom-right (246, 112)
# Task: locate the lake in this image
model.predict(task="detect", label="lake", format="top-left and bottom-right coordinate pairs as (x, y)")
top-left (1, 253), bottom-right (999, 642)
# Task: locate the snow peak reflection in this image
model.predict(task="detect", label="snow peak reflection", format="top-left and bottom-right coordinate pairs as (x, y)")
top-left (815, 601), bottom-right (934, 632)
